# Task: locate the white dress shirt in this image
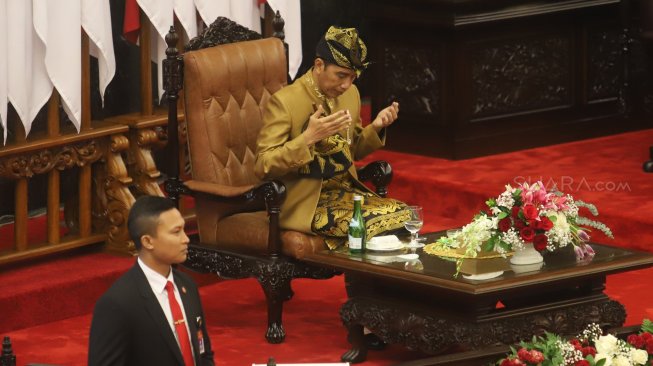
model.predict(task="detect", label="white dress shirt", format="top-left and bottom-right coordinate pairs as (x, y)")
top-left (137, 258), bottom-right (195, 359)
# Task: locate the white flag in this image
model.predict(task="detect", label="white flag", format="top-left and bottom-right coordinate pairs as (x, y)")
top-left (34, 0), bottom-right (82, 131)
top-left (82, 0), bottom-right (116, 106)
top-left (137, 0), bottom-right (173, 101)
top-left (195, 0), bottom-right (261, 33)
top-left (174, 0), bottom-right (198, 40)
top-left (0, 0), bottom-right (8, 144)
top-left (7, 0), bottom-right (52, 136)
top-left (267, 0), bottom-right (301, 79)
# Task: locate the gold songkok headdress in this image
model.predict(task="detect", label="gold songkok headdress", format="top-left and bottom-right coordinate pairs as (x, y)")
top-left (316, 26), bottom-right (369, 77)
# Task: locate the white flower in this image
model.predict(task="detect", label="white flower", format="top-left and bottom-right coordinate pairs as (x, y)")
top-left (496, 190), bottom-right (515, 209)
top-left (612, 354), bottom-right (631, 366)
top-left (595, 353), bottom-right (613, 366)
top-left (595, 334), bottom-right (619, 355)
top-left (631, 349), bottom-right (648, 365)
top-left (553, 212), bottom-right (570, 232)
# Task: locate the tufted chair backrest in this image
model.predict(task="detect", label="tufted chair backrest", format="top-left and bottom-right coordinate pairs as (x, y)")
top-left (183, 37), bottom-right (287, 187)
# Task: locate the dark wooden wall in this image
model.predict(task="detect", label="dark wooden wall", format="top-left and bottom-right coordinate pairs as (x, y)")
top-left (364, 0), bottom-right (653, 158)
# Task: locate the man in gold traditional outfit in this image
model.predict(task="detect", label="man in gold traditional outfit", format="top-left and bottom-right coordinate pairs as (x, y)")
top-left (255, 26), bottom-right (410, 249)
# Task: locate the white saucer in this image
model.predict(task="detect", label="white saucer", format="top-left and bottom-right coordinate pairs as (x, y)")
top-left (462, 271), bottom-right (504, 281)
top-left (366, 242), bottom-right (405, 252)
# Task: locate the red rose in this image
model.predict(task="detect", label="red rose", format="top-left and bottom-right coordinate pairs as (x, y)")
top-left (628, 334), bottom-right (645, 348)
top-left (500, 357), bottom-right (525, 366)
top-left (520, 227), bottom-right (535, 242)
top-left (575, 360), bottom-right (590, 366)
top-left (570, 339), bottom-right (582, 350)
top-left (511, 206), bottom-right (521, 218)
top-left (514, 219), bottom-right (526, 230)
top-left (539, 216), bottom-right (553, 230)
top-left (517, 348), bottom-right (544, 364)
top-left (646, 339), bottom-right (653, 354)
top-left (522, 204), bottom-right (538, 220)
top-left (581, 346), bottom-right (596, 357)
top-left (498, 218), bottom-right (512, 232)
top-left (533, 234), bottom-right (548, 251)
top-left (641, 332), bottom-right (653, 341)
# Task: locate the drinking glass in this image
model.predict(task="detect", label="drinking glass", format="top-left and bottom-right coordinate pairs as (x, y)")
top-left (404, 206), bottom-right (424, 248)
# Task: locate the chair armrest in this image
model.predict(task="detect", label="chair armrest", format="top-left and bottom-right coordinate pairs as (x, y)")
top-left (184, 180), bottom-right (286, 207)
top-left (357, 160), bottom-right (393, 198)
top-left (184, 179), bottom-right (287, 256)
top-left (184, 180), bottom-right (257, 198)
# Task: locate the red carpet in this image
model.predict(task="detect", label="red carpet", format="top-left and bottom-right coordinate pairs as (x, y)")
top-left (362, 128), bottom-right (653, 252)
top-left (2, 128), bottom-right (653, 365)
top-left (0, 250), bottom-right (133, 333)
top-left (5, 270), bottom-right (653, 366)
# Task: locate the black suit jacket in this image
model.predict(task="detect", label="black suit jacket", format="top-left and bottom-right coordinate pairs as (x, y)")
top-left (88, 263), bottom-right (215, 366)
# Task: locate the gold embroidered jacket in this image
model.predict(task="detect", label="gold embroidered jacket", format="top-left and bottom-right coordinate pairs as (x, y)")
top-left (255, 70), bottom-right (385, 234)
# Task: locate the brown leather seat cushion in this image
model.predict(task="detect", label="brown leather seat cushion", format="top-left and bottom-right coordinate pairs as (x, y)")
top-left (210, 211), bottom-right (327, 259)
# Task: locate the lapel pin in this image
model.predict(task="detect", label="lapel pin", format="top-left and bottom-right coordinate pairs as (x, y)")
top-left (182, 286), bottom-right (187, 294)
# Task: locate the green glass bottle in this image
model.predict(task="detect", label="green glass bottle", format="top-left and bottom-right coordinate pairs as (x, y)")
top-left (348, 195), bottom-right (366, 254)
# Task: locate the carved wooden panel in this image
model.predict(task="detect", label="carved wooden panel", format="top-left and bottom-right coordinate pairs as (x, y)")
top-left (470, 35), bottom-right (571, 117)
top-left (382, 45), bottom-right (441, 117)
top-left (0, 141), bottom-right (102, 179)
top-left (341, 296), bottom-right (626, 356)
top-left (587, 26), bottom-right (621, 102)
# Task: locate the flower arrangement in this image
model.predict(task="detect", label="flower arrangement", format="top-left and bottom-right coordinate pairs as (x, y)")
top-left (496, 320), bottom-right (653, 366)
top-left (437, 180), bottom-right (613, 261)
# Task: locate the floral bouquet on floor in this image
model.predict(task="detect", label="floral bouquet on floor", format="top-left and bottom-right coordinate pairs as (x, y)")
top-left (436, 180), bottom-right (613, 263)
top-left (496, 319), bottom-right (653, 366)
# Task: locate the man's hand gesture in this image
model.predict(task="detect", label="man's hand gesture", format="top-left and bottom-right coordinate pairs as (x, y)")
top-left (303, 105), bottom-right (352, 146)
top-left (371, 102), bottom-right (399, 132)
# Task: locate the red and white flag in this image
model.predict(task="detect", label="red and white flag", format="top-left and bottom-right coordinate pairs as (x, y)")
top-left (33, 0), bottom-right (82, 131)
top-left (82, 0), bottom-right (116, 106)
top-left (7, 0), bottom-right (52, 136)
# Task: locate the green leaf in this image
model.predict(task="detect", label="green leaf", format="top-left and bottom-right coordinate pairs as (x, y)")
top-left (483, 237), bottom-right (496, 252)
top-left (497, 212), bottom-right (508, 219)
top-left (548, 214), bottom-right (557, 223)
top-left (642, 318), bottom-right (653, 333)
top-left (498, 241), bottom-right (511, 252)
top-left (486, 198), bottom-right (496, 207)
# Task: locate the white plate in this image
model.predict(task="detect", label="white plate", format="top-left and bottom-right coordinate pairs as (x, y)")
top-left (462, 271), bottom-right (504, 281)
top-left (366, 242), bottom-right (405, 252)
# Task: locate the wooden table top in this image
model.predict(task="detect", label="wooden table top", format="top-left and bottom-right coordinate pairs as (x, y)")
top-left (302, 231), bottom-right (653, 296)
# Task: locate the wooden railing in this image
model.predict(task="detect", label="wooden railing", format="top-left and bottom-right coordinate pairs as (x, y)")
top-left (0, 32), bottom-right (134, 264)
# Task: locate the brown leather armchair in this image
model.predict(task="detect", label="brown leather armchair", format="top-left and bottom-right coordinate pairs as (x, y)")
top-left (162, 17), bottom-right (393, 344)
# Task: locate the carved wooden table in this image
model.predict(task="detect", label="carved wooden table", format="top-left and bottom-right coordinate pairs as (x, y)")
top-left (302, 231), bottom-right (653, 364)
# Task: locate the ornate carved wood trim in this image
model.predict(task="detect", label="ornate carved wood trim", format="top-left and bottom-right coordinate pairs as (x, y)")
top-left (0, 140), bottom-right (102, 179)
top-left (341, 295), bottom-right (626, 357)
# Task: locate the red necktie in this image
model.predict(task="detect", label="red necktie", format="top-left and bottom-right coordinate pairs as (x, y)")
top-left (165, 281), bottom-right (194, 366)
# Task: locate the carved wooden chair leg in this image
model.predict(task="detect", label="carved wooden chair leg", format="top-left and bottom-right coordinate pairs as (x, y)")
top-left (341, 323), bottom-right (367, 364)
top-left (644, 146), bottom-right (653, 172)
top-left (255, 263), bottom-right (293, 344)
top-left (1, 336), bottom-right (16, 366)
top-left (281, 280), bottom-right (294, 301)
